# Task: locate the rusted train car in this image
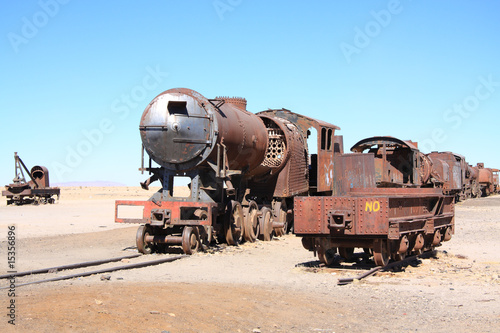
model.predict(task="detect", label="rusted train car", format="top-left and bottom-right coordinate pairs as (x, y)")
top-left (2, 152), bottom-right (60, 205)
top-left (115, 88), bottom-right (455, 267)
top-left (494, 169), bottom-right (500, 193)
top-left (349, 137), bottom-right (489, 201)
top-left (295, 136), bottom-right (454, 266)
top-left (426, 152), bottom-right (468, 201)
top-left (476, 163), bottom-right (499, 196)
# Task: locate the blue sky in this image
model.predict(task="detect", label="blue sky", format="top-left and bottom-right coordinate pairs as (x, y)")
top-left (1, 0), bottom-right (499, 186)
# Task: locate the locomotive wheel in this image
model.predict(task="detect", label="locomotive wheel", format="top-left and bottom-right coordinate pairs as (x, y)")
top-left (432, 229), bottom-right (442, 246)
top-left (443, 227), bottom-right (452, 241)
top-left (318, 247), bottom-right (337, 266)
top-left (260, 207), bottom-right (274, 241)
top-left (243, 201), bottom-right (259, 242)
top-left (136, 225), bottom-right (153, 254)
top-left (338, 247), bottom-right (355, 261)
top-left (182, 226), bottom-right (200, 255)
top-left (274, 202), bottom-right (287, 237)
top-left (225, 201), bottom-right (243, 245)
top-left (393, 235), bottom-right (409, 261)
top-left (411, 233), bottom-right (425, 255)
top-left (373, 240), bottom-right (389, 266)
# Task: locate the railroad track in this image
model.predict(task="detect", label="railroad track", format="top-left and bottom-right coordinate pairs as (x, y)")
top-left (0, 253), bottom-right (185, 289)
top-left (336, 250), bottom-right (437, 285)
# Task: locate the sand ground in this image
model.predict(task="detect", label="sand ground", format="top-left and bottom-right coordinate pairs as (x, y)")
top-left (0, 187), bottom-right (499, 332)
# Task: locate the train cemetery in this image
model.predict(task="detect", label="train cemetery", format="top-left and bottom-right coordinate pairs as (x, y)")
top-left (1, 186), bottom-right (499, 332)
top-left (1, 88), bottom-right (499, 331)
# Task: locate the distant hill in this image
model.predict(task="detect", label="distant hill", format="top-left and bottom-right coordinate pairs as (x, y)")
top-left (53, 181), bottom-right (127, 187)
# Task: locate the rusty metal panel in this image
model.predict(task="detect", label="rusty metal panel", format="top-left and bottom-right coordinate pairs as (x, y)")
top-left (293, 197), bottom-right (326, 234)
top-left (427, 152), bottom-right (464, 194)
top-left (333, 153), bottom-right (376, 196)
top-left (30, 166), bottom-right (50, 188)
top-left (273, 118), bottom-right (309, 197)
top-left (317, 128), bottom-right (335, 192)
top-left (349, 187), bottom-right (444, 196)
top-left (257, 109), bottom-right (340, 193)
top-left (115, 200), bottom-right (216, 226)
top-left (354, 197), bottom-right (389, 235)
top-left (323, 196), bottom-right (356, 234)
top-left (350, 136), bottom-right (422, 187)
top-left (478, 166), bottom-right (493, 184)
top-left (294, 196), bottom-right (390, 236)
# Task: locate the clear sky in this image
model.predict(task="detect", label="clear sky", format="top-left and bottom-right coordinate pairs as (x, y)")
top-left (1, 0), bottom-right (499, 186)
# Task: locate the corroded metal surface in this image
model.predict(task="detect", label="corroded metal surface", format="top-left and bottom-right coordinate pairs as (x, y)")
top-left (427, 152), bottom-right (464, 198)
top-left (351, 136), bottom-right (429, 187)
top-left (116, 88), bottom-right (496, 260)
top-left (2, 152), bottom-right (60, 205)
top-left (294, 187), bottom-right (454, 264)
top-left (140, 88), bottom-right (269, 174)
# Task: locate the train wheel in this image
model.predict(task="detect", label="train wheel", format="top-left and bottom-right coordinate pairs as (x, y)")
top-left (393, 235), bottom-right (409, 261)
top-left (259, 207), bottom-right (274, 241)
top-left (225, 201), bottom-right (243, 245)
top-left (136, 225), bottom-right (153, 254)
top-left (318, 247), bottom-right (336, 266)
top-left (432, 229), bottom-right (442, 246)
top-left (182, 226), bottom-right (200, 255)
top-left (411, 233), bottom-right (424, 255)
top-left (274, 201), bottom-right (287, 237)
top-left (243, 201), bottom-right (259, 242)
top-left (338, 247), bottom-right (355, 261)
top-left (373, 240), bottom-right (389, 266)
top-left (443, 227), bottom-right (452, 241)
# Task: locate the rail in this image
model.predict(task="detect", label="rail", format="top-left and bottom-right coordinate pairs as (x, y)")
top-left (0, 254), bottom-right (185, 289)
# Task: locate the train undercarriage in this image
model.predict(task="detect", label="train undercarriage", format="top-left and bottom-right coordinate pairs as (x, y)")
top-left (294, 188), bottom-right (454, 266)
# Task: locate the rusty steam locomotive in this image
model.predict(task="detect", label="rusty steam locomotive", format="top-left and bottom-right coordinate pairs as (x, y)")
top-left (116, 88), bottom-right (313, 254)
top-left (115, 88), bottom-right (476, 266)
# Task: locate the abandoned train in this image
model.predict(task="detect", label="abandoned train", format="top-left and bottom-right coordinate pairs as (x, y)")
top-left (114, 88), bottom-right (462, 266)
top-left (2, 152), bottom-right (60, 205)
top-left (350, 137), bottom-right (499, 201)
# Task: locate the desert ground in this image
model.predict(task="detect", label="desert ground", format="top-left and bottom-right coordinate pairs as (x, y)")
top-left (0, 187), bottom-right (499, 332)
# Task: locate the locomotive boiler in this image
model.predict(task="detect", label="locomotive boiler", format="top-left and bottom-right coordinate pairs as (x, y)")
top-left (115, 88), bottom-right (336, 254)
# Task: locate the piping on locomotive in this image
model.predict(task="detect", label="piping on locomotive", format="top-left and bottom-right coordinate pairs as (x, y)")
top-left (115, 88), bottom-right (455, 266)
